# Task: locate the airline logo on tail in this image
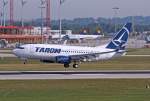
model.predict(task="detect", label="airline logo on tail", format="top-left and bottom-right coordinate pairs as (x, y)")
top-left (106, 23), bottom-right (132, 49)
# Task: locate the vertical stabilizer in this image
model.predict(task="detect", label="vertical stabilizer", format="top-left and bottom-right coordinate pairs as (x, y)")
top-left (106, 23), bottom-right (132, 50)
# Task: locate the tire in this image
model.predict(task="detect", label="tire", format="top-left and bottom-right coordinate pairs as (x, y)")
top-left (73, 64), bottom-right (79, 68)
top-left (64, 64), bottom-right (70, 68)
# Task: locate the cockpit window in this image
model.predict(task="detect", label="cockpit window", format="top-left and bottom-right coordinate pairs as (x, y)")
top-left (16, 46), bottom-right (25, 49)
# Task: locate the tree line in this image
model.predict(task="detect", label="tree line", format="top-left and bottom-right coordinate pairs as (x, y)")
top-left (14, 16), bottom-right (150, 35)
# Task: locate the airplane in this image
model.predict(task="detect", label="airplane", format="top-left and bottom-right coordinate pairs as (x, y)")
top-left (62, 34), bottom-right (103, 40)
top-left (52, 34), bottom-right (103, 41)
top-left (13, 23), bottom-right (132, 68)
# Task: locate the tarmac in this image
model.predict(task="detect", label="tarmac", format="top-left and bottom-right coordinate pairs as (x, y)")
top-left (0, 70), bottom-right (150, 80)
top-left (0, 53), bottom-right (16, 58)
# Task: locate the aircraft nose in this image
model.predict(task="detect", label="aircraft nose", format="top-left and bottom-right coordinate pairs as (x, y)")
top-left (12, 49), bottom-right (17, 55)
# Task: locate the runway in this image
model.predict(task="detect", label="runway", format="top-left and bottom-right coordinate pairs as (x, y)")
top-left (0, 70), bottom-right (150, 80)
top-left (0, 53), bottom-right (16, 58)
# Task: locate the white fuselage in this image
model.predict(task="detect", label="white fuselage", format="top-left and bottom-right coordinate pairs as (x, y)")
top-left (13, 44), bottom-right (123, 62)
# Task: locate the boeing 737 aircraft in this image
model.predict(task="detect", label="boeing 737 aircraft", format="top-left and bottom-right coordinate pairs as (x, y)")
top-left (13, 23), bottom-right (132, 68)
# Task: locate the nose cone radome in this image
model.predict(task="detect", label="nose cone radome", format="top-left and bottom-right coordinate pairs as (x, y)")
top-left (12, 49), bottom-right (17, 55)
top-left (12, 49), bottom-right (23, 57)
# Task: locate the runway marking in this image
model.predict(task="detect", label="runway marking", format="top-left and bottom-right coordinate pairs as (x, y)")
top-left (1, 70), bottom-right (150, 75)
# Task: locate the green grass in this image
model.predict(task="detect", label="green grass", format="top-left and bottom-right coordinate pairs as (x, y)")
top-left (127, 48), bottom-right (150, 55)
top-left (0, 79), bottom-right (150, 101)
top-left (0, 56), bottom-right (150, 70)
top-left (0, 48), bottom-right (150, 71)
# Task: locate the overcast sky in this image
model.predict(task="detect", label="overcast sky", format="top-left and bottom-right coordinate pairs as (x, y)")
top-left (1, 0), bottom-right (150, 20)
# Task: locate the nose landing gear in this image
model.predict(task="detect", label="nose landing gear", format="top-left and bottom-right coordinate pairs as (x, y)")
top-left (23, 59), bottom-right (27, 64)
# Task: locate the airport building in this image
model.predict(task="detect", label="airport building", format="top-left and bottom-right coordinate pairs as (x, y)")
top-left (0, 26), bottom-right (43, 43)
top-left (0, 26), bottom-right (73, 43)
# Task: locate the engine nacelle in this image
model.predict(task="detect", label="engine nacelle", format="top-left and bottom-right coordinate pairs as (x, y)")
top-left (56, 56), bottom-right (71, 64)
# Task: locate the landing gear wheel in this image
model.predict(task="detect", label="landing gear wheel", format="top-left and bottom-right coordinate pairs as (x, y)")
top-left (23, 60), bottom-right (27, 64)
top-left (73, 64), bottom-right (79, 68)
top-left (64, 64), bottom-right (70, 68)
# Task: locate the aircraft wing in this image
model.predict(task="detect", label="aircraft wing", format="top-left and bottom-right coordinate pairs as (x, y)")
top-left (69, 50), bottom-right (121, 61)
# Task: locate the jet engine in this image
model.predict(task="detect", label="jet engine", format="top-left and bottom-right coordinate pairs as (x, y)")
top-left (56, 56), bottom-right (71, 64)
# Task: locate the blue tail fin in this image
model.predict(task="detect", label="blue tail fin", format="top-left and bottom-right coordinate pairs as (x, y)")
top-left (106, 23), bottom-right (132, 50)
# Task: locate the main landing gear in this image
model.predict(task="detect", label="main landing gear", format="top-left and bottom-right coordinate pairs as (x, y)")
top-left (73, 64), bottom-right (79, 68)
top-left (64, 63), bottom-right (79, 68)
top-left (64, 64), bottom-right (70, 68)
